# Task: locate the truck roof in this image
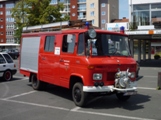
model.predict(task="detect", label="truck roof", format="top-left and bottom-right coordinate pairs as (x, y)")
top-left (22, 28), bottom-right (127, 37)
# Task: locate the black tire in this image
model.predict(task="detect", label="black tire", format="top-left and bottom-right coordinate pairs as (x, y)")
top-left (116, 93), bottom-right (131, 101)
top-left (31, 74), bottom-right (43, 90)
top-left (3, 70), bottom-right (12, 81)
top-left (72, 82), bottom-right (88, 107)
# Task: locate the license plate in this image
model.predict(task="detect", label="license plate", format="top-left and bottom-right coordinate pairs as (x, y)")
top-left (124, 91), bottom-right (137, 96)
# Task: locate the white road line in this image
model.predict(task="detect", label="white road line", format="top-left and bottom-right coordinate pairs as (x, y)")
top-left (2, 91), bottom-right (36, 100)
top-left (72, 110), bottom-right (156, 120)
top-left (143, 76), bottom-right (157, 78)
top-left (137, 87), bottom-right (156, 90)
top-left (71, 107), bottom-right (81, 111)
top-left (1, 99), bottom-right (70, 111)
top-left (0, 98), bottom-right (156, 120)
top-left (14, 76), bottom-right (28, 79)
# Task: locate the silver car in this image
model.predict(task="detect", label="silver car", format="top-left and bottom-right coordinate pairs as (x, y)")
top-left (0, 52), bottom-right (17, 81)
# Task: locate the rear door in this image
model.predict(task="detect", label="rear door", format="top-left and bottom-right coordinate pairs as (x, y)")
top-left (0, 54), bottom-right (14, 77)
top-left (0, 54), bottom-right (7, 77)
top-left (39, 35), bottom-right (58, 84)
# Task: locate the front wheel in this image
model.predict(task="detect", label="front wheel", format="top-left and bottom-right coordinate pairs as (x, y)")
top-left (72, 82), bottom-right (88, 107)
top-left (3, 70), bottom-right (12, 81)
top-left (116, 93), bottom-right (131, 101)
top-left (31, 74), bottom-right (44, 90)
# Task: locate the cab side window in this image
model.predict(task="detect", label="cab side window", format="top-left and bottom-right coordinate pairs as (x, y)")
top-left (0, 54), bottom-right (6, 64)
top-left (77, 33), bottom-right (85, 55)
top-left (44, 36), bottom-right (55, 52)
top-left (62, 34), bottom-right (75, 53)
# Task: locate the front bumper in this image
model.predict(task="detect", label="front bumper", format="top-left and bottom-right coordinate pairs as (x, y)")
top-left (83, 81), bottom-right (137, 93)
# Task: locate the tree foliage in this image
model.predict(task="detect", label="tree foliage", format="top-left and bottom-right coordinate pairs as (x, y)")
top-left (11, 0), bottom-right (70, 43)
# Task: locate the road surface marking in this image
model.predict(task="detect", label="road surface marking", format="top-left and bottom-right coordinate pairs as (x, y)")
top-left (0, 99), bottom-right (156, 120)
top-left (72, 109), bottom-right (156, 120)
top-left (2, 91), bottom-right (36, 100)
top-left (1, 99), bottom-right (70, 111)
top-left (137, 87), bottom-right (156, 90)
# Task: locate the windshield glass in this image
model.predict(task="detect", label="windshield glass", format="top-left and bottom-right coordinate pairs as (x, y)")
top-left (86, 33), bottom-right (130, 56)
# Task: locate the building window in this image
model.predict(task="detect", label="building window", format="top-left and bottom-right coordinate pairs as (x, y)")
top-left (151, 4), bottom-right (161, 9)
top-left (0, 4), bottom-right (3, 8)
top-left (102, 19), bottom-right (106, 24)
top-left (90, 3), bottom-right (94, 8)
top-left (101, 3), bottom-right (106, 7)
top-left (6, 18), bottom-right (14, 22)
top-left (90, 11), bottom-right (94, 16)
top-left (6, 10), bottom-right (11, 15)
top-left (78, 4), bottom-right (86, 11)
top-left (0, 32), bottom-right (3, 35)
top-left (0, 39), bottom-right (3, 43)
top-left (0, 11), bottom-right (3, 15)
top-left (152, 11), bottom-right (161, 18)
top-left (0, 18), bottom-right (3, 22)
top-left (102, 11), bottom-right (106, 15)
top-left (50, 0), bottom-right (57, 4)
top-left (92, 19), bottom-right (94, 25)
top-left (133, 4), bottom-right (149, 11)
top-left (0, 25), bottom-right (3, 28)
top-left (6, 3), bottom-right (14, 8)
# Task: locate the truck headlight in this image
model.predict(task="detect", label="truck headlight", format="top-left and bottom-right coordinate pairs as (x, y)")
top-left (93, 73), bottom-right (102, 80)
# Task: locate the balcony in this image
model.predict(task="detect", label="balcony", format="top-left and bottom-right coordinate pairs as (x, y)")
top-left (78, 15), bottom-right (86, 20)
top-left (78, 0), bottom-right (86, 4)
top-left (78, 7), bottom-right (86, 12)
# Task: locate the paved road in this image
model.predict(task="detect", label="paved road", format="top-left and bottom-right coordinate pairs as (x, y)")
top-left (0, 60), bottom-right (161, 120)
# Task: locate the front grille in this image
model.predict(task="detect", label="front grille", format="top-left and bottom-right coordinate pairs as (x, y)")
top-left (107, 72), bottom-right (116, 81)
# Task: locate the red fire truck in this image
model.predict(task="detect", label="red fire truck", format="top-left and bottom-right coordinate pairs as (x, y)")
top-left (20, 21), bottom-right (137, 107)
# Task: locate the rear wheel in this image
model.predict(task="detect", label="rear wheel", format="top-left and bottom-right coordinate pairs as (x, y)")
top-left (116, 93), bottom-right (131, 101)
top-left (3, 70), bottom-right (12, 81)
top-left (72, 82), bottom-right (88, 107)
top-left (31, 74), bottom-right (44, 90)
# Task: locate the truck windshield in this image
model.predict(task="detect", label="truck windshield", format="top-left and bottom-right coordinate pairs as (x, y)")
top-left (86, 33), bottom-right (130, 56)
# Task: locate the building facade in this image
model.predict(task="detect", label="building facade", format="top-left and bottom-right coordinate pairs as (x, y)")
top-left (0, 0), bottom-right (18, 45)
top-left (129, 0), bottom-right (161, 26)
top-left (128, 0), bottom-right (161, 61)
top-left (0, 0), bottom-right (118, 45)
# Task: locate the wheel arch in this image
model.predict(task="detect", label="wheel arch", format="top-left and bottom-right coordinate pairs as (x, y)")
top-left (29, 72), bottom-right (37, 82)
top-left (69, 74), bottom-right (84, 90)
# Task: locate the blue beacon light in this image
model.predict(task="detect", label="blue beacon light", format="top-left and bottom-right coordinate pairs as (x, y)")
top-left (85, 21), bottom-right (90, 29)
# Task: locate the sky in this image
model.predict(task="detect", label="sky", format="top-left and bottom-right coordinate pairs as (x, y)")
top-left (119, 0), bottom-right (129, 19)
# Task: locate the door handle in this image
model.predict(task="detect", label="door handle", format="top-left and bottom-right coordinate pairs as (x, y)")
top-left (3, 65), bottom-right (6, 67)
top-left (60, 58), bottom-right (64, 62)
top-left (42, 57), bottom-right (46, 60)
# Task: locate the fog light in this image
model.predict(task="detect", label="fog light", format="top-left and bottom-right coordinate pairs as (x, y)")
top-left (99, 82), bottom-right (104, 87)
top-left (94, 82), bottom-right (99, 87)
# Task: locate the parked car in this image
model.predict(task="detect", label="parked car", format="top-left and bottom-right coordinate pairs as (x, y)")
top-left (1, 49), bottom-right (19, 59)
top-left (0, 52), bottom-right (17, 81)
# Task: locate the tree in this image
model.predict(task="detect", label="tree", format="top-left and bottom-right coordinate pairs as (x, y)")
top-left (11, 0), bottom-right (70, 43)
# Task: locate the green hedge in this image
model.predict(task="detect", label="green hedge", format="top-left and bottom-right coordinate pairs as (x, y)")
top-left (154, 52), bottom-right (161, 59)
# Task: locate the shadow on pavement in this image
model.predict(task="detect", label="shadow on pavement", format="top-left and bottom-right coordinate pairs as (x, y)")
top-left (85, 93), bottom-right (151, 110)
top-left (138, 59), bottom-right (161, 67)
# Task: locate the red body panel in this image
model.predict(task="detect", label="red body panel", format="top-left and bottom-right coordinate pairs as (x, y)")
top-left (19, 28), bottom-right (136, 89)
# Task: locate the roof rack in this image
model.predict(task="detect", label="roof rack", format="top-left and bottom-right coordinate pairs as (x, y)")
top-left (22, 20), bottom-right (94, 33)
